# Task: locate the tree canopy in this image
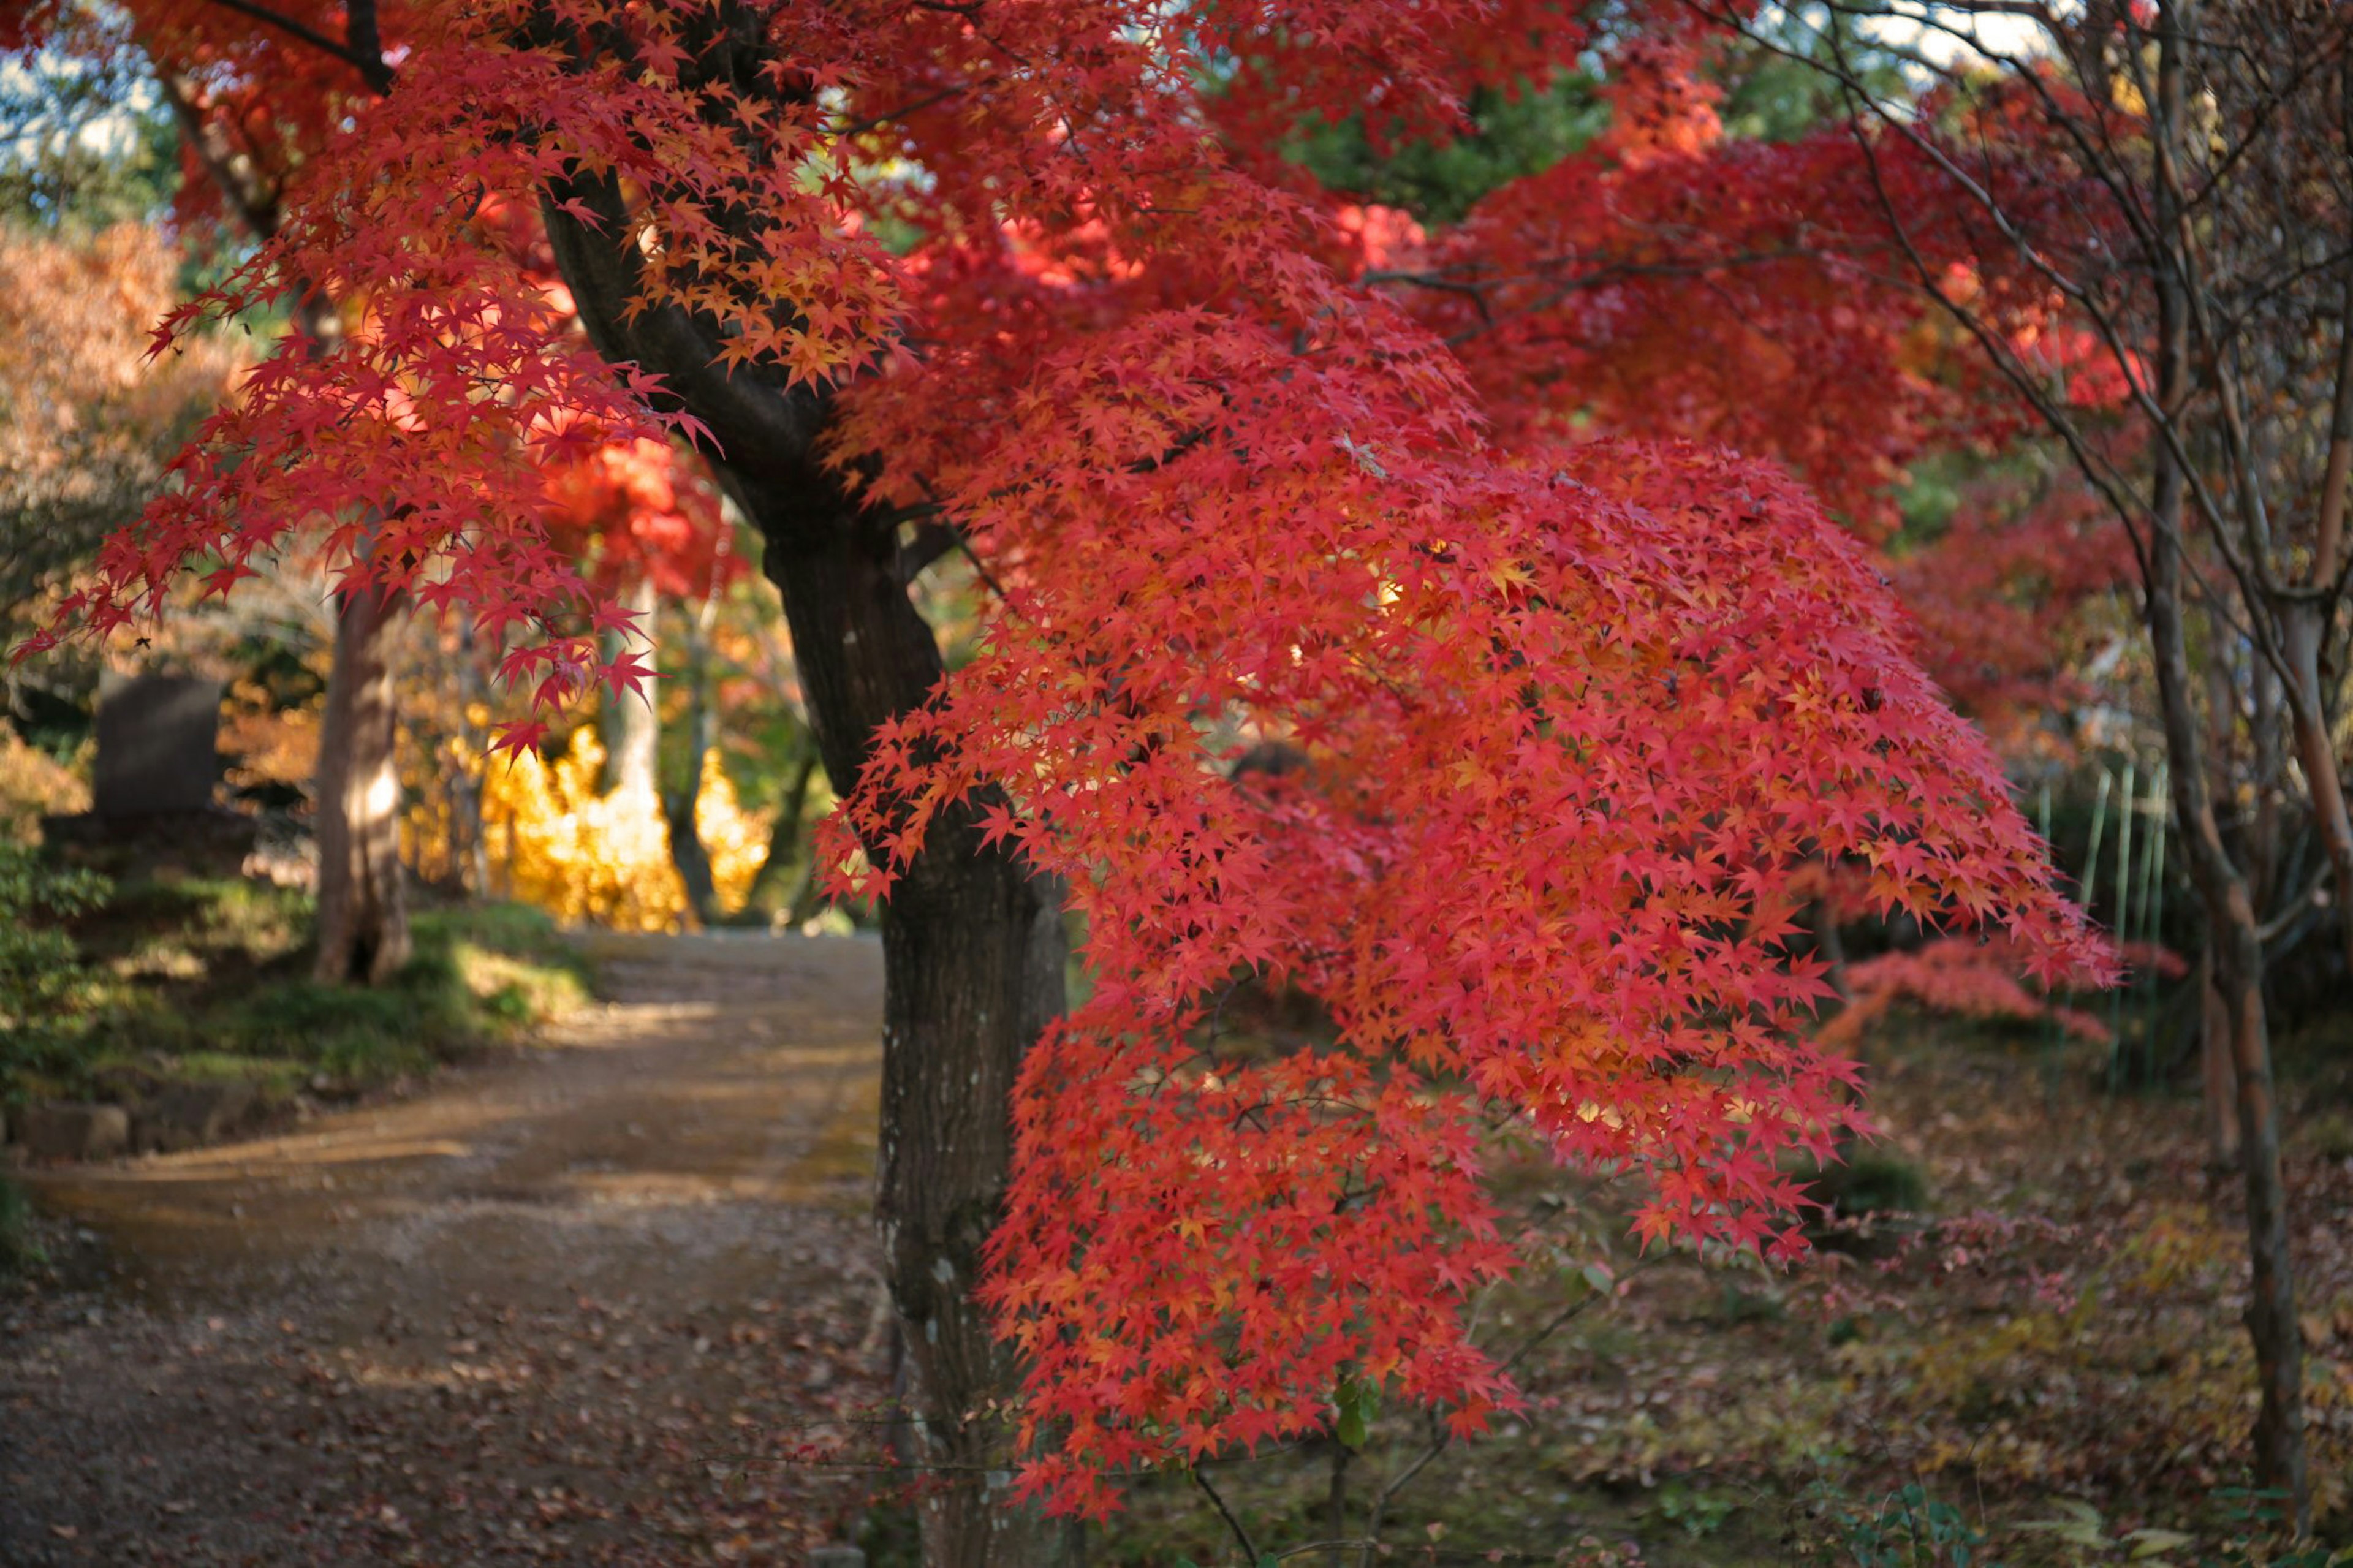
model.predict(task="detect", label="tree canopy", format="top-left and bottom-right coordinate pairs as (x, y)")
top-left (13, 0), bottom-right (2115, 1522)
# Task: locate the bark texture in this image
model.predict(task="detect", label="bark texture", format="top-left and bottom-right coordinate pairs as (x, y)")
top-left (312, 585), bottom-right (411, 985)
top-left (741, 478), bottom-right (1070, 1567)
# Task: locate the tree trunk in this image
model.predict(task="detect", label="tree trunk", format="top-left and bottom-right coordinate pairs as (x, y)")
top-left (746, 737), bottom-right (821, 918)
top-left (313, 584), bottom-right (411, 985)
top-left (732, 474), bottom-right (1071, 1567)
top-left (2147, 6), bottom-right (2305, 1518)
top-left (664, 599), bottom-right (724, 926)
top-left (456, 621), bottom-right (493, 897)
top-left (2198, 946), bottom-right (2241, 1173)
top-left (601, 574), bottom-right (661, 802)
top-left (544, 153), bottom-right (1077, 1562)
top-left (2281, 601), bottom-right (2353, 977)
top-left (2156, 547), bottom-right (2308, 1527)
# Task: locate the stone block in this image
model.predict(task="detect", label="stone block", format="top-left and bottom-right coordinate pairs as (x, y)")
top-left (93, 672), bottom-right (222, 819)
top-left (136, 1081), bottom-right (257, 1153)
top-left (19, 1104), bottom-right (130, 1161)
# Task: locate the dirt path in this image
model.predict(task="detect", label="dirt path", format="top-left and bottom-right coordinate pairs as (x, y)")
top-left (1, 933), bottom-right (894, 1567)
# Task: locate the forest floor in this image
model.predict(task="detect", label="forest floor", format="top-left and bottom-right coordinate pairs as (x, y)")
top-left (1, 931), bottom-right (893, 1567)
top-left (5, 931), bottom-right (2352, 1567)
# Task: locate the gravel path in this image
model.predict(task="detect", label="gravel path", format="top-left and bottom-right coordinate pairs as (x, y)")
top-left (2, 933), bottom-right (894, 1566)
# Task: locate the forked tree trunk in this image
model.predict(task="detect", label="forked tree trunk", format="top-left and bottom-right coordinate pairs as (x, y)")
top-left (313, 584), bottom-right (411, 985)
top-left (2156, 543), bottom-right (2308, 1523)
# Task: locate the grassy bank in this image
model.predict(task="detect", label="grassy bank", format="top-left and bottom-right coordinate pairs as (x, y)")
top-left (5, 870), bottom-right (591, 1113)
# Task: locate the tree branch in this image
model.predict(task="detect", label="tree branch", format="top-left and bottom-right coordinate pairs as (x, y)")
top-left (203, 0), bottom-right (393, 91)
top-left (1194, 1464), bottom-right (1261, 1565)
top-left (540, 170), bottom-right (835, 490)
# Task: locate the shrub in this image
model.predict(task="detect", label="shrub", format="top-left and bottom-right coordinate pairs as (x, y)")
top-left (0, 844), bottom-right (109, 1091)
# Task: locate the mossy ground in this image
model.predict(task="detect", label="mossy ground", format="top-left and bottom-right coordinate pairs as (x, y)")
top-left (6, 874), bottom-right (591, 1113)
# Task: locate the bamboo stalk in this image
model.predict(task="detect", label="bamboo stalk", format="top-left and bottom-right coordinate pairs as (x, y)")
top-left (2142, 765), bottom-right (2169, 1088)
top-left (2082, 768), bottom-right (2114, 916)
top-left (2110, 759), bottom-right (2137, 1080)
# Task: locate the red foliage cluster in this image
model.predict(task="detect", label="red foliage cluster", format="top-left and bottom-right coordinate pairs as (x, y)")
top-left (1826, 937), bottom-right (2110, 1050)
top-left (1893, 471), bottom-right (2136, 754)
top-left (540, 439), bottom-right (742, 601)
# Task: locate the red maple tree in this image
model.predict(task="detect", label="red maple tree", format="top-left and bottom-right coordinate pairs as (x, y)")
top-left (16, 0), bottom-right (2111, 1555)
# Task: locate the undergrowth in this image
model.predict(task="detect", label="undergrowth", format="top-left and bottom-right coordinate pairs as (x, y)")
top-left (1059, 1006), bottom-right (2353, 1566)
top-left (4, 873), bottom-right (591, 1108)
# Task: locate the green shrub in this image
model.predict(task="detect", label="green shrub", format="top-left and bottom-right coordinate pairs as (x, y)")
top-left (210, 901), bottom-right (591, 1084)
top-left (1800, 1146), bottom-right (1931, 1218)
top-left (0, 846), bottom-right (109, 1091)
top-left (10, 874), bottom-right (589, 1100)
top-left (0, 1175), bottom-right (41, 1273)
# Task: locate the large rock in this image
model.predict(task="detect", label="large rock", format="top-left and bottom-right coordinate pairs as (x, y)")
top-left (93, 672), bottom-right (222, 818)
top-left (808, 1550), bottom-right (866, 1568)
top-left (39, 671), bottom-right (254, 878)
top-left (19, 1104), bottom-right (130, 1161)
top-left (135, 1081), bottom-right (256, 1154)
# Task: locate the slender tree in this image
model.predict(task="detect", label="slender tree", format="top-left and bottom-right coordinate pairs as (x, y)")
top-left (1669, 0), bottom-right (2353, 1524)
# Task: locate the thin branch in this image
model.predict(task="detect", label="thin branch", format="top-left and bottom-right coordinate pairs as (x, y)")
top-left (203, 0), bottom-right (393, 91)
top-left (1194, 1464), bottom-right (1262, 1565)
top-left (831, 81), bottom-right (973, 140)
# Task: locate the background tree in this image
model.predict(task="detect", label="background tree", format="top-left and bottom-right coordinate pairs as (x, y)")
top-left (1634, 1), bottom-right (2353, 1524)
top-left (8, 0), bottom-right (418, 980)
top-left (539, 434), bottom-right (749, 920)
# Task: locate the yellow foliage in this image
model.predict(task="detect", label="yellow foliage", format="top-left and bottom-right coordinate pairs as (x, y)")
top-left (412, 729), bottom-right (772, 931)
top-left (0, 729), bottom-right (88, 844)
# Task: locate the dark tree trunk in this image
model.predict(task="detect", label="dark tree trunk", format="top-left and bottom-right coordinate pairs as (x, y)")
top-left (664, 776), bottom-right (721, 926)
top-left (544, 145), bottom-right (1078, 1561)
top-left (664, 601), bottom-right (724, 926)
top-left (746, 737), bottom-right (820, 918)
top-left (313, 584), bottom-right (410, 985)
top-left (732, 475), bottom-right (1069, 1566)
